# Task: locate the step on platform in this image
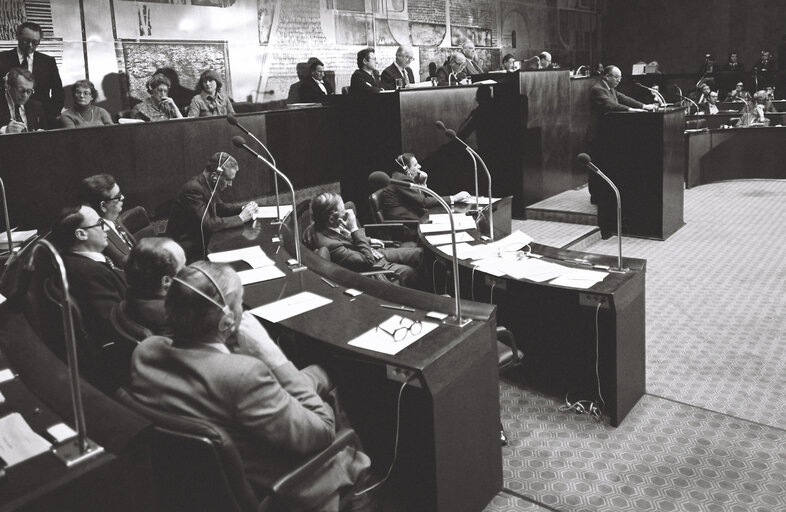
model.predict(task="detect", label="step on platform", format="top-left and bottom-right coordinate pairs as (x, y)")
top-left (515, 185), bottom-right (601, 249)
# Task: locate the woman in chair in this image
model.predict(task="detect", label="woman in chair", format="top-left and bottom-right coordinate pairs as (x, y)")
top-left (378, 153), bottom-right (471, 221)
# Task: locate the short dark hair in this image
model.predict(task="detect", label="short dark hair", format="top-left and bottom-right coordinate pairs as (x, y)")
top-left (603, 65), bottom-right (617, 77)
top-left (146, 73), bottom-right (171, 93)
top-left (6, 67), bottom-right (35, 88)
top-left (51, 205), bottom-right (85, 251)
top-left (357, 48), bottom-right (375, 69)
top-left (309, 58), bottom-right (325, 72)
top-left (502, 54), bottom-right (514, 63)
top-left (195, 69), bottom-right (223, 94)
top-left (78, 174), bottom-right (116, 213)
top-left (126, 238), bottom-right (182, 299)
top-left (204, 152), bottom-right (238, 175)
top-left (396, 153), bottom-right (416, 169)
top-left (310, 192), bottom-right (343, 230)
top-left (166, 261), bottom-right (236, 343)
top-left (16, 22), bottom-right (43, 38)
top-left (71, 79), bottom-right (99, 102)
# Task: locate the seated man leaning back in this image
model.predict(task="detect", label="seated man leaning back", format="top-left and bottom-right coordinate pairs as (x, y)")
top-left (130, 261), bottom-right (374, 511)
top-left (305, 192), bottom-right (423, 288)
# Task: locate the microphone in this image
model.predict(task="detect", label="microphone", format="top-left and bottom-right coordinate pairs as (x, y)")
top-left (231, 136), bottom-right (305, 271)
top-left (227, 115), bottom-right (282, 223)
top-left (199, 154), bottom-right (226, 260)
top-left (679, 95), bottom-right (700, 115)
top-left (0, 177), bottom-right (16, 267)
top-left (634, 82), bottom-right (666, 107)
top-left (434, 122), bottom-right (495, 240)
top-left (577, 154), bottom-right (627, 272)
top-left (389, 180), bottom-right (470, 328)
top-left (434, 120), bottom-right (446, 131)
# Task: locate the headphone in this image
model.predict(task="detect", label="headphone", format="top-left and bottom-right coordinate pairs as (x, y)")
top-left (395, 155), bottom-right (407, 170)
top-left (172, 264), bottom-right (234, 330)
top-left (210, 152), bottom-right (229, 184)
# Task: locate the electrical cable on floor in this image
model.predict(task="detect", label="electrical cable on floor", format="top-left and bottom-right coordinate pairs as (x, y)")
top-left (354, 373), bottom-right (412, 496)
top-left (471, 264), bottom-right (478, 301)
top-left (489, 280), bottom-right (496, 304)
top-left (559, 302), bottom-right (604, 421)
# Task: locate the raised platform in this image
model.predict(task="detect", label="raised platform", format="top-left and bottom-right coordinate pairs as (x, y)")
top-left (516, 185), bottom-right (601, 249)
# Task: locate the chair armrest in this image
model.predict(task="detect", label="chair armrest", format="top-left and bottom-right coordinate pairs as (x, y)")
top-left (270, 428), bottom-right (361, 497)
top-left (364, 223), bottom-right (417, 242)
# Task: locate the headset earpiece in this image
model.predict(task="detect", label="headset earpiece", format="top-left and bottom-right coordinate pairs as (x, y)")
top-left (211, 152), bottom-right (228, 183)
top-left (172, 265), bottom-right (234, 330)
top-left (395, 155), bottom-right (407, 170)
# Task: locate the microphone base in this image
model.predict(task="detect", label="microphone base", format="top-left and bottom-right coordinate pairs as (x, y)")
top-left (269, 219), bottom-right (283, 226)
top-left (289, 263), bottom-right (307, 272)
top-left (52, 437), bottom-right (105, 467)
top-left (443, 315), bottom-right (472, 328)
top-left (609, 267), bottom-right (630, 274)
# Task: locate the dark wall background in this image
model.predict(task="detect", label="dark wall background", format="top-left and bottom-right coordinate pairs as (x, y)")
top-left (602, 0), bottom-right (786, 75)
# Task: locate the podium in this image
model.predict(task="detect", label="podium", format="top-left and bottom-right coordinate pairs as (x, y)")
top-left (597, 107), bottom-right (685, 240)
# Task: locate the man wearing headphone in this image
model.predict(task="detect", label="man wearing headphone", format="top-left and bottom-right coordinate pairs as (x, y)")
top-left (130, 262), bottom-right (375, 511)
top-left (166, 152), bottom-right (259, 262)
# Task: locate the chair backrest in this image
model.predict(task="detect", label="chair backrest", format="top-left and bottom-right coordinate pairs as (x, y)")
top-left (368, 171), bottom-right (391, 223)
top-left (114, 388), bottom-right (265, 512)
top-left (111, 301), bottom-right (153, 346)
top-left (119, 205), bottom-right (155, 239)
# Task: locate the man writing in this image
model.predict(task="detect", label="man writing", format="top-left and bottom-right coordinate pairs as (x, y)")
top-left (130, 262), bottom-right (374, 511)
top-left (166, 152), bottom-right (258, 262)
top-left (0, 22), bottom-right (63, 127)
top-left (381, 45), bottom-right (416, 90)
top-left (1, 67), bottom-right (46, 133)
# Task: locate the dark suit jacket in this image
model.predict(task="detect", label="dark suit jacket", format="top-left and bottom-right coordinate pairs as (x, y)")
top-left (0, 49), bottom-right (64, 125)
top-left (724, 62), bottom-right (744, 72)
top-left (435, 64), bottom-right (467, 86)
top-left (0, 96), bottom-right (47, 131)
top-left (463, 59), bottom-right (482, 76)
top-left (104, 223), bottom-right (137, 269)
top-left (165, 173), bottom-right (243, 262)
top-left (304, 225), bottom-right (384, 273)
top-left (349, 69), bottom-right (381, 95)
top-left (61, 252), bottom-right (128, 344)
top-left (299, 77), bottom-right (334, 103)
top-left (379, 171), bottom-right (442, 221)
top-left (590, 79), bottom-right (644, 135)
top-left (130, 336), bottom-right (369, 510)
top-left (124, 296), bottom-right (170, 336)
top-left (381, 63), bottom-right (415, 90)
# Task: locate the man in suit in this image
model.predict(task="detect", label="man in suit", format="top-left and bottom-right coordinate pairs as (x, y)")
top-left (698, 53), bottom-right (716, 76)
top-left (119, 237), bottom-right (186, 336)
top-left (299, 58), bottom-right (334, 103)
top-left (0, 67), bottom-right (46, 133)
top-left (753, 50), bottom-right (776, 88)
top-left (130, 262), bottom-right (374, 511)
top-left (166, 152), bottom-right (259, 263)
top-left (702, 91), bottom-right (720, 114)
top-left (690, 81), bottom-right (712, 106)
top-left (349, 48), bottom-right (381, 95)
top-left (0, 22), bottom-right (63, 127)
top-left (588, 65), bottom-right (656, 203)
top-left (51, 205), bottom-right (129, 390)
top-left (78, 174), bottom-right (136, 268)
top-left (305, 192), bottom-right (423, 288)
top-left (724, 52), bottom-right (744, 72)
top-left (381, 45), bottom-right (416, 90)
top-left (435, 52), bottom-right (467, 86)
top-left (460, 40), bottom-right (482, 76)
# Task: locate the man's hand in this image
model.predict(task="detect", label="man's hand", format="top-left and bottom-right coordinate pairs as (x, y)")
top-left (643, 103), bottom-right (658, 111)
top-left (629, 107), bottom-right (647, 113)
top-left (160, 97), bottom-right (183, 118)
top-left (7, 120), bottom-right (26, 133)
top-left (451, 191), bottom-right (472, 203)
top-left (239, 201), bottom-right (258, 222)
top-left (341, 208), bottom-right (360, 233)
top-left (234, 311), bottom-right (289, 368)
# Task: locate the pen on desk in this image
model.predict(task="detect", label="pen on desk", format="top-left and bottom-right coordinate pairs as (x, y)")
top-left (380, 304), bottom-right (416, 312)
top-left (320, 277), bottom-right (337, 288)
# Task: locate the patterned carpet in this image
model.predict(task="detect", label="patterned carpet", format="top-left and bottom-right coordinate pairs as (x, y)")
top-left (484, 180), bottom-right (786, 511)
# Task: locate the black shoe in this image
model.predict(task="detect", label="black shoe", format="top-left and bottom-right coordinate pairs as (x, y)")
top-left (500, 429), bottom-right (508, 446)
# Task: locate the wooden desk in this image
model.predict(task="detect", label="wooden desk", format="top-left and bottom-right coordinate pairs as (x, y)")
top-left (685, 126), bottom-right (786, 188)
top-left (0, 308), bottom-right (154, 512)
top-left (686, 112), bottom-right (785, 130)
top-left (209, 215), bottom-right (502, 512)
top-left (418, 217), bottom-right (647, 427)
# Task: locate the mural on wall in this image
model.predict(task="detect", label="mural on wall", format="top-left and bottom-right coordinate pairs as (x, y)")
top-left (119, 40), bottom-right (231, 104)
top-left (0, 0), bottom-right (25, 40)
top-left (257, 0), bottom-right (276, 44)
top-left (0, 0), bottom-right (61, 65)
top-left (119, 0), bottom-right (236, 6)
top-left (451, 26), bottom-right (493, 47)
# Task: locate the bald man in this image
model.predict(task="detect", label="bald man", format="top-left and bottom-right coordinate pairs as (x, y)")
top-left (436, 52), bottom-right (467, 86)
top-left (381, 45), bottom-right (416, 90)
top-left (461, 40), bottom-right (482, 75)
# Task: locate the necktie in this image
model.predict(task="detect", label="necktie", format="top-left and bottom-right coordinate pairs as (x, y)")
top-left (14, 104), bottom-right (22, 123)
top-left (104, 256), bottom-right (116, 270)
top-left (21, 56), bottom-right (28, 71)
top-left (117, 224), bottom-right (134, 248)
top-left (403, 69), bottom-right (409, 86)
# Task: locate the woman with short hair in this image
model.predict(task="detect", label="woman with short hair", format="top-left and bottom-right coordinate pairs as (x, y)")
top-left (59, 79), bottom-right (113, 128)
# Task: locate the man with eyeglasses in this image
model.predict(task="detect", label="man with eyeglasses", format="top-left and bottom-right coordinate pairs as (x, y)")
top-left (0, 67), bottom-right (46, 133)
top-left (0, 22), bottom-right (63, 128)
top-left (435, 52), bottom-right (467, 86)
top-left (381, 45), bottom-right (417, 90)
top-left (51, 205), bottom-right (129, 390)
top-left (79, 174), bottom-right (137, 268)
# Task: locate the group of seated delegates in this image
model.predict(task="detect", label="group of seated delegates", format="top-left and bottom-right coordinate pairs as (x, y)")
top-left (165, 152), bottom-right (259, 263)
top-left (379, 153), bottom-right (471, 222)
top-left (299, 58), bottom-right (335, 103)
top-left (128, 261), bottom-right (375, 511)
top-left (303, 192), bottom-right (424, 288)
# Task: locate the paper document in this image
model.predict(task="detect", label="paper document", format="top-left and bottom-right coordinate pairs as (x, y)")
top-left (419, 222), bottom-right (473, 234)
top-left (0, 413), bottom-right (52, 466)
top-left (428, 214), bottom-right (477, 230)
top-left (237, 266), bottom-right (286, 285)
top-left (348, 316), bottom-right (439, 355)
top-left (253, 205), bottom-right (293, 220)
top-left (549, 268), bottom-right (608, 289)
top-left (497, 257), bottom-right (566, 282)
top-left (208, 246), bottom-right (275, 269)
top-left (471, 196), bottom-right (501, 205)
top-left (434, 242), bottom-right (477, 260)
top-left (0, 229), bottom-right (37, 250)
top-left (250, 291), bottom-right (332, 323)
top-left (425, 232), bottom-right (474, 246)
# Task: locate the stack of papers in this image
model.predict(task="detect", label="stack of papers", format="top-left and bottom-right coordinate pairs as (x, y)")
top-left (253, 205), bottom-right (293, 220)
top-left (428, 214), bottom-right (477, 231)
top-left (0, 413), bottom-right (52, 466)
top-left (0, 229), bottom-right (37, 250)
top-left (549, 268), bottom-right (608, 289)
top-left (250, 292), bottom-right (332, 322)
top-left (208, 246), bottom-right (285, 284)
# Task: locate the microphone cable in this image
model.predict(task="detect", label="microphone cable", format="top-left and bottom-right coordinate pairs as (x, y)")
top-left (558, 301), bottom-right (605, 421)
top-left (200, 173), bottom-right (224, 260)
top-left (354, 373), bottom-right (413, 496)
